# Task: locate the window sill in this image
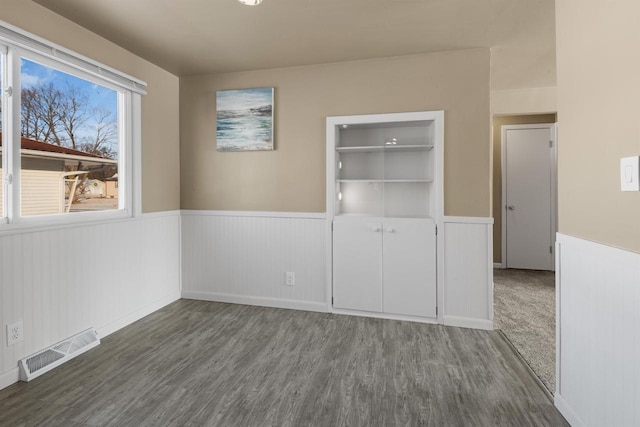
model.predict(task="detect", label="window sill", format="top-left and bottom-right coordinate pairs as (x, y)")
top-left (0, 209), bottom-right (138, 236)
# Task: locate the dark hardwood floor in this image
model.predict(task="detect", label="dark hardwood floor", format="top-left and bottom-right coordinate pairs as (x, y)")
top-left (0, 300), bottom-right (568, 426)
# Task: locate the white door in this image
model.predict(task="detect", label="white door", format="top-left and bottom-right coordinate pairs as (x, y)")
top-left (333, 218), bottom-right (383, 312)
top-left (383, 219), bottom-right (437, 318)
top-left (504, 124), bottom-right (556, 271)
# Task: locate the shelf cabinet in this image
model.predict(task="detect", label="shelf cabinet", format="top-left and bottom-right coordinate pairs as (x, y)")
top-left (327, 111), bottom-right (444, 320)
top-left (332, 217), bottom-right (436, 318)
top-left (333, 119), bottom-right (436, 219)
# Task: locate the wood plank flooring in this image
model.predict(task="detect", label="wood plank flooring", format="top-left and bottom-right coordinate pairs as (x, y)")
top-left (0, 300), bottom-right (568, 426)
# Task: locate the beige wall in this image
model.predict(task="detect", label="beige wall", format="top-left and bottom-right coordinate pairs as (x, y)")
top-left (491, 87), bottom-right (557, 116)
top-left (492, 114), bottom-right (557, 263)
top-left (181, 49), bottom-right (491, 215)
top-left (0, 0), bottom-right (180, 213)
top-left (556, 0), bottom-right (640, 252)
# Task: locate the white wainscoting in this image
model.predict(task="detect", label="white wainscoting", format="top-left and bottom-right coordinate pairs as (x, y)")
top-left (555, 233), bottom-right (640, 427)
top-left (442, 216), bottom-right (494, 330)
top-left (0, 211), bottom-right (181, 390)
top-left (181, 211), bottom-right (327, 312)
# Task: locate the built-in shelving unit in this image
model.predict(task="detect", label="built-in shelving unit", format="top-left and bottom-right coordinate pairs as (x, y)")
top-left (326, 111), bottom-right (444, 321)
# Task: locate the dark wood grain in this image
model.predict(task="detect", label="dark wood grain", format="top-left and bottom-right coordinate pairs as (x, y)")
top-left (0, 300), bottom-right (568, 426)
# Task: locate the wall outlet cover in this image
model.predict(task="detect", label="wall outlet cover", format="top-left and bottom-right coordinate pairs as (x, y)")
top-left (7, 321), bottom-right (24, 346)
top-left (285, 272), bottom-right (295, 286)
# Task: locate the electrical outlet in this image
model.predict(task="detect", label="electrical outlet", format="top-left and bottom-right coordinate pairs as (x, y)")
top-left (285, 272), bottom-right (295, 286)
top-left (7, 321), bottom-right (23, 346)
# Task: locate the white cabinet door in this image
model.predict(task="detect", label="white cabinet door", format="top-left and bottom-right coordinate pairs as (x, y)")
top-left (333, 218), bottom-right (383, 312)
top-left (382, 219), bottom-right (436, 318)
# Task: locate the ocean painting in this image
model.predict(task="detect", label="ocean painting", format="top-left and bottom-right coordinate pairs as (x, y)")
top-left (216, 87), bottom-right (274, 151)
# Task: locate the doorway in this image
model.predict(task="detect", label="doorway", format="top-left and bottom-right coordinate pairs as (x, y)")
top-left (492, 114), bottom-right (558, 394)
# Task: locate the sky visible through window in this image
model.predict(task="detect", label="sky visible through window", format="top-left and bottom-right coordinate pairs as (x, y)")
top-left (20, 58), bottom-right (118, 159)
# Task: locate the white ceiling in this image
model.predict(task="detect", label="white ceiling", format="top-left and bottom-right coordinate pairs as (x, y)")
top-left (34, 0), bottom-right (556, 89)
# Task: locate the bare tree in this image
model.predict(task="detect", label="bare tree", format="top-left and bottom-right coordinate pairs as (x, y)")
top-left (20, 82), bottom-right (116, 158)
top-left (20, 82), bottom-right (118, 206)
top-left (78, 107), bottom-right (117, 157)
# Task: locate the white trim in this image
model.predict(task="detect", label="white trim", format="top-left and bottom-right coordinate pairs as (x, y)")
top-left (325, 217), bottom-right (333, 312)
top-left (131, 93), bottom-right (143, 218)
top-left (555, 239), bottom-right (562, 397)
top-left (325, 119), bottom-right (337, 315)
top-left (493, 262), bottom-right (505, 269)
top-left (141, 210), bottom-right (182, 219)
top-left (0, 368), bottom-right (19, 391)
top-left (443, 315), bottom-right (493, 331)
top-left (554, 394), bottom-right (585, 427)
top-left (0, 209), bottom-right (131, 234)
top-left (7, 45), bottom-right (19, 224)
top-left (0, 43), bottom-right (7, 222)
top-left (444, 216), bottom-right (494, 224)
top-left (501, 123), bottom-right (557, 270)
top-left (180, 209), bottom-right (326, 219)
top-left (97, 291), bottom-right (181, 339)
top-left (0, 20), bottom-right (146, 94)
top-left (331, 308), bottom-right (438, 324)
top-left (550, 123), bottom-right (558, 271)
top-left (434, 113), bottom-right (445, 323)
top-left (326, 110), bottom-right (444, 126)
top-left (181, 291), bottom-right (327, 313)
top-left (0, 209), bottom-right (180, 236)
top-left (487, 223), bottom-right (494, 324)
top-left (119, 90), bottom-right (132, 213)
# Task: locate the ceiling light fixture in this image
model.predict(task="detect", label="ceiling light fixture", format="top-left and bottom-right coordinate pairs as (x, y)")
top-left (238, 0), bottom-right (263, 5)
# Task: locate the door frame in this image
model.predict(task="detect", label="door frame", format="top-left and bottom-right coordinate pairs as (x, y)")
top-left (501, 123), bottom-right (557, 271)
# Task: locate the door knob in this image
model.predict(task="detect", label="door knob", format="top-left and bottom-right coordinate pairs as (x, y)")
top-left (371, 227), bottom-right (381, 232)
top-left (507, 205), bottom-right (516, 211)
top-left (386, 227), bottom-right (395, 233)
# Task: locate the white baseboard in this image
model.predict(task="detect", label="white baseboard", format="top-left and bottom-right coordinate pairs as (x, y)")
top-left (443, 315), bottom-right (493, 331)
top-left (554, 394), bottom-right (585, 427)
top-left (182, 291), bottom-right (327, 313)
top-left (331, 308), bottom-right (439, 325)
top-left (97, 291), bottom-right (181, 338)
top-left (493, 262), bottom-right (505, 269)
top-left (0, 368), bottom-right (19, 391)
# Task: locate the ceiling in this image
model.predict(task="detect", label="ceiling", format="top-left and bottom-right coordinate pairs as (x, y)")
top-left (34, 0), bottom-right (556, 89)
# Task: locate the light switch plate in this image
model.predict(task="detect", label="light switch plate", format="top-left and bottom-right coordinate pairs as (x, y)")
top-left (620, 156), bottom-right (640, 191)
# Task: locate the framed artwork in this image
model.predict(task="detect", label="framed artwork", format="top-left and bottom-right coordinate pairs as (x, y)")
top-left (216, 87), bottom-right (274, 151)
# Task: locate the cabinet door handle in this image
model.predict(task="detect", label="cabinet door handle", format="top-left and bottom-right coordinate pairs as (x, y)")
top-left (386, 227), bottom-right (395, 233)
top-left (371, 227), bottom-right (381, 232)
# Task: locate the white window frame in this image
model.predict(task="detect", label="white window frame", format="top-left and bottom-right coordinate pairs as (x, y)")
top-left (0, 20), bottom-right (146, 231)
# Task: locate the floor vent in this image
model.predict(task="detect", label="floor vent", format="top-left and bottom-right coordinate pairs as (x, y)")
top-left (18, 328), bottom-right (100, 382)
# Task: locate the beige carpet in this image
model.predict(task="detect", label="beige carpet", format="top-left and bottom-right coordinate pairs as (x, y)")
top-left (493, 268), bottom-right (555, 393)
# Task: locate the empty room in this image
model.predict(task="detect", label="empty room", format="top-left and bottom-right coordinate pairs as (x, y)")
top-left (0, 1), bottom-right (638, 426)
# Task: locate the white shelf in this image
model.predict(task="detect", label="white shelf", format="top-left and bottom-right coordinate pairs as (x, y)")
top-left (338, 179), bottom-right (433, 183)
top-left (336, 145), bottom-right (434, 153)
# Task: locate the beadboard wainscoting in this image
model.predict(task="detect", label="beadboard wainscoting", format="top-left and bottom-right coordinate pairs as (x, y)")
top-left (555, 233), bottom-right (640, 427)
top-left (181, 211), bottom-right (327, 312)
top-left (0, 211), bottom-right (182, 390)
top-left (442, 217), bottom-right (494, 330)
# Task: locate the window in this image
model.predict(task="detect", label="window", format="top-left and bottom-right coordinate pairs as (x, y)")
top-left (0, 23), bottom-right (146, 228)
